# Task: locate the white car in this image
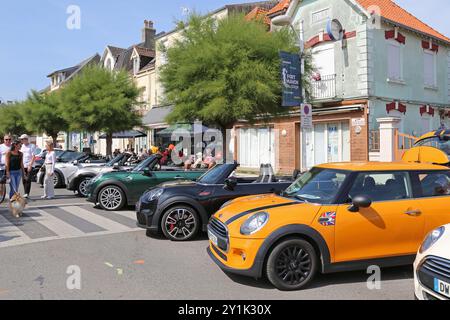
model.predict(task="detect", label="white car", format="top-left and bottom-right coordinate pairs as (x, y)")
top-left (414, 224), bottom-right (450, 300)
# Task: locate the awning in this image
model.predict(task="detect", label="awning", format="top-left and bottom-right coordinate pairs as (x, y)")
top-left (156, 124), bottom-right (210, 137)
top-left (99, 130), bottom-right (147, 139)
top-left (143, 105), bottom-right (173, 127)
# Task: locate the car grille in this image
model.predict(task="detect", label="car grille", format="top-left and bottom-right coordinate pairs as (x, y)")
top-left (136, 212), bottom-right (147, 226)
top-left (422, 256), bottom-right (450, 279)
top-left (209, 218), bottom-right (228, 238)
top-left (208, 218), bottom-right (229, 252)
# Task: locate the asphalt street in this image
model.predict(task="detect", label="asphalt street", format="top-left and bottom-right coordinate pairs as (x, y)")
top-left (0, 183), bottom-right (415, 300)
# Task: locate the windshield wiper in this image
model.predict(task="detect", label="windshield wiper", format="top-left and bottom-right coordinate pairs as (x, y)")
top-left (294, 195), bottom-right (310, 203)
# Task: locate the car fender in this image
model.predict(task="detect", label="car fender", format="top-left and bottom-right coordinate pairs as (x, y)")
top-left (156, 197), bottom-right (210, 232)
top-left (94, 180), bottom-right (129, 203)
top-left (251, 224), bottom-right (332, 278)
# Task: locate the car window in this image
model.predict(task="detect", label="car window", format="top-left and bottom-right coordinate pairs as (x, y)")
top-left (417, 171), bottom-right (450, 198)
top-left (348, 172), bottom-right (412, 202)
top-left (283, 168), bottom-right (349, 204)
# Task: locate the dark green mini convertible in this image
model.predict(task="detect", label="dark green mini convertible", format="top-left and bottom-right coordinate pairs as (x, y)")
top-left (86, 154), bottom-right (205, 211)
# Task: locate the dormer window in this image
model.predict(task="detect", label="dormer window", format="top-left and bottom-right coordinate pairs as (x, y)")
top-left (133, 57), bottom-right (140, 75)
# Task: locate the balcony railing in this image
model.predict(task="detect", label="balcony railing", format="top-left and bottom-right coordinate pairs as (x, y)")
top-left (311, 74), bottom-right (337, 101)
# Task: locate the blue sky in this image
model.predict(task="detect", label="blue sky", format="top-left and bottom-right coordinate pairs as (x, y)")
top-left (1, 0), bottom-right (449, 102)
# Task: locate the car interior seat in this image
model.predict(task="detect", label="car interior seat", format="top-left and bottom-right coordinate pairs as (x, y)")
top-left (254, 164), bottom-right (276, 183)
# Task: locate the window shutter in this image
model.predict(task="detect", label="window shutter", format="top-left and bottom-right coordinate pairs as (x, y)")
top-left (388, 44), bottom-right (401, 80)
top-left (424, 51), bottom-right (435, 86)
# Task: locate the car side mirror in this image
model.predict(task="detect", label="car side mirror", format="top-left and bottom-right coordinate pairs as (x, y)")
top-left (73, 160), bottom-right (78, 165)
top-left (348, 195), bottom-right (372, 213)
top-left (143, 168), bottom-right (152, 177)
top-left (224, 177), bottom-right (237, 191)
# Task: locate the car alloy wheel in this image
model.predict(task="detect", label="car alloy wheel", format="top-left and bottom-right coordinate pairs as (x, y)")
top-left (53, 172), bottom-right (62, 188)
top-left (162, 206), bottom-right (199, 241)
top-left (78, 178), bottom-right (92, 197)
top-left (98, 186), bottom-right (125, 211)
top-left (266, 239), bottom-right (317, 291)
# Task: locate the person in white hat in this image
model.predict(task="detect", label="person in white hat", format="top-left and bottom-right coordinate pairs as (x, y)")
top-left (19, 134), bottom-right (36, 198)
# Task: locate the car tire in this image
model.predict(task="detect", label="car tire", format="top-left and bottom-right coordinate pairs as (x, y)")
top-left (98, 185), bottom-right (126, 211)
top-left (77, 177), bottom-right (92, 198)
top-left (53, 172), bottom-right (63, 188)
top-left (266, 238), bottom-right (318, 291)
top-left (161, 205), bottom-right (200, 241)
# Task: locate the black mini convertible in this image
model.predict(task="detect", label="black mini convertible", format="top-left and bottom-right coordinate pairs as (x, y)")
top-left (136, 162), bottom-right (295, 241)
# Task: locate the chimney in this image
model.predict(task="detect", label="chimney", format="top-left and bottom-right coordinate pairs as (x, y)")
top-left (142, 20), bottom-right (156, 50)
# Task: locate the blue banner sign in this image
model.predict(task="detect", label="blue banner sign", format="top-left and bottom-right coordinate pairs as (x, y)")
top-left (280, 51), bottom-right (302, 107)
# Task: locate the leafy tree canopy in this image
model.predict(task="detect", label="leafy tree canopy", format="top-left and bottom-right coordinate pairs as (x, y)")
top-left (22, 90), bottom-right (68, 144)
top-left (0, 103), bottom-right (27, 138)
top-left (160, 14), bottom-right (310, 129)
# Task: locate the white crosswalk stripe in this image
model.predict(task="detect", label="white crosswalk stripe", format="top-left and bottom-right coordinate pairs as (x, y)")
top-left (0, 204), bottom-right (142, 249)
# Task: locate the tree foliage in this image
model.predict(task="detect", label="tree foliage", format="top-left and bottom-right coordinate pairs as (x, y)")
top-left (22, 90), bottom-right (68, 144)
top-left (60, 66), bottom-right (142, 154)
top-left (0, 103), bottom-right (27, 137)
top-left (160, 14), bottom-right (312, 130)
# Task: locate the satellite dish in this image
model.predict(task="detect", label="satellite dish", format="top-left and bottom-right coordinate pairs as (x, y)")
top-left (326, 19), bottom-right (344, 41)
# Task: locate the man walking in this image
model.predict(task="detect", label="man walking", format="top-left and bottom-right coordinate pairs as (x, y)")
top-left (19, 134), bottom-right (36, 198)
top-left (0, 134), bottom-right (12, 180)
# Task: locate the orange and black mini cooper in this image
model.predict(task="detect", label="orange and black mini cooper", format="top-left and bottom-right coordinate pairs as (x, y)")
top-left (207, 162), bottom-right (450, 291)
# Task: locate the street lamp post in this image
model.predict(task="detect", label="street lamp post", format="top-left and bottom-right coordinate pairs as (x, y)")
top-left (272, 15), bottom-right (308, 172)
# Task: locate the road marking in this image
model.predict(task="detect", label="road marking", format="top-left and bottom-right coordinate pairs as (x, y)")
top-left (81, 206), bottom-right (137, 228)
top-left (64, 206), bottom-right (131, 233)
top-left (32, 209), bottom-right (85, 238)
top-left (1, 211), bottom-right (58, 239)
top-left (0, 214), bottom-right (32, 246)
top-left (45, 207), bottom-right (106, 233)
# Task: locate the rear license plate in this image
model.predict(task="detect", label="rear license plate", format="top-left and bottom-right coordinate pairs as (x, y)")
top-left (208, 231), bottom-right (218, 247)
top-left (434, 278), bottom-right (450, 298)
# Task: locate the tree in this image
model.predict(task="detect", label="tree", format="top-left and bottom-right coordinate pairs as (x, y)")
top-left (0, 102), bottom-right (27, 137)
top-left (23, 90), bottom-right (68, 145)
top-left (60, 66), bottom-right (142, 155)
top-left (160, 14), bottom-right (312, 159)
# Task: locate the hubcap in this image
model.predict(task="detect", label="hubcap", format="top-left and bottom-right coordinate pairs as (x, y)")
top-left (79, 179), bottom-right (91, 196)
top-left (53, 174), bottom-right (59, 186)
top-left (165, 208), bottom-right (196, 240)
top-left (275, 245), bottom-right (312, 286)
top-left (100, 187), bottom-right (122, 210)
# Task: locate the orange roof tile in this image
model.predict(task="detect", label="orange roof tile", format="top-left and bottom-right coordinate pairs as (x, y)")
top-left (357, 0), bottom-right (450, 43)
top-left (245, 6), bottom-right (271, 24)
top-left (267, 0), bottom-right (290, 16)
top-left (267, 0), bottom-right (450, 43)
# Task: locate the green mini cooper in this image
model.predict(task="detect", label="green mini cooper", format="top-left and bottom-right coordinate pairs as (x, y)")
top-left (86, 155), bottom-right (205, 211)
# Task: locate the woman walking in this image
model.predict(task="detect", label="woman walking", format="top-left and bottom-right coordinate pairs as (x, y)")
top-left (42, 141), bottom-right (56, 200)
top-left (5, 141), bottom-right (24, 200)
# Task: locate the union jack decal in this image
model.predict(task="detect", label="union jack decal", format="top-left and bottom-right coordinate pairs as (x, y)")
top-left (318, 211), bottom-right (337, 227)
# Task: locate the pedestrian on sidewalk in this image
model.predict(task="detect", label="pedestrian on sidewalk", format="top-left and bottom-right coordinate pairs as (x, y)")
top-left (0, 134), bottom-right (12, 181)
top-left (19, 134), bottom-right (37, 199)
top-left (42, 141), bottom-right (56, 200)
top-left (5, 141), bottom-right (25, 200)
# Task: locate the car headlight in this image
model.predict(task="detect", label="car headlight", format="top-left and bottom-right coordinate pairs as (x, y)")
top-left (145, 188), bottom-right (164, 202)
top-left (240, 212), bottom-right (269, 235)
top-left (420, 226), bottom-right (445, 254)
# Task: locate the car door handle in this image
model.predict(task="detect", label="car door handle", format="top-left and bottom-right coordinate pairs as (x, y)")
top-left (404, 210), bottom-right (422, 216)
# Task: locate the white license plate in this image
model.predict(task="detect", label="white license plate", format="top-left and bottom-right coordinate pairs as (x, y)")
top-left (434, 278), bottom-right (450, 298)
top-left (208, 231), bottom-right (218, 247)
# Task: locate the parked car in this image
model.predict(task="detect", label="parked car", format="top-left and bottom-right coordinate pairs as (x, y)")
top-left (30, 148), bottom-right (64, 182)
top-left (403, 130), bottom-right (450, 164)
top-left (67, 152), bottom-right (140, 197)
top-left (36, 152), bottom-right (106, 188)
top-left (207, 162), bottom-right (450, 291)
top-left (86, 154), bottom-right (206, 211)
top-left (414, 223), bottom-right (450, 300)
top-left (136, 163), bottom-right (294, 241)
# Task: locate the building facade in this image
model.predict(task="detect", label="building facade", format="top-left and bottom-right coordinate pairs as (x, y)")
top-left (235, 0), bottom-right (450, 174)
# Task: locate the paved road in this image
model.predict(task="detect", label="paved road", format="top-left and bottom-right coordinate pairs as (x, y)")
top-left (0, 183), bottom-right (415, 300)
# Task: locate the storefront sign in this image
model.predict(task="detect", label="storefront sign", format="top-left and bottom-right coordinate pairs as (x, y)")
top-left (280, 51), bottom-right (302, 107)
top-left (301, 104), bottom-right (313, 129)
top-left (352, 118), bottom-right (366, 127)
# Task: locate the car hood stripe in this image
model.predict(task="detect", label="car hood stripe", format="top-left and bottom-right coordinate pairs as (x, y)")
top-left (225, 202), bottom-right (298, 225)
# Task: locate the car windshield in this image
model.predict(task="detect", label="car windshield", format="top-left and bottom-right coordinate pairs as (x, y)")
top-left (106, 154), bottom-right (128, 167)
top-left (59, 151), bottom-right (83, 162)
top-left (132, 155), bottom-right (158, 172)
top-left (197, 165), bottom-right (226, 184)
top-left (416, 136), bottom-right (450, 157)
top-left (282, 168), bottom-right (350, 204)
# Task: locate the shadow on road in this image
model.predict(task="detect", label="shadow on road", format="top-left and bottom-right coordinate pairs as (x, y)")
top-left (223, 265), bottom-right (414, 291)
